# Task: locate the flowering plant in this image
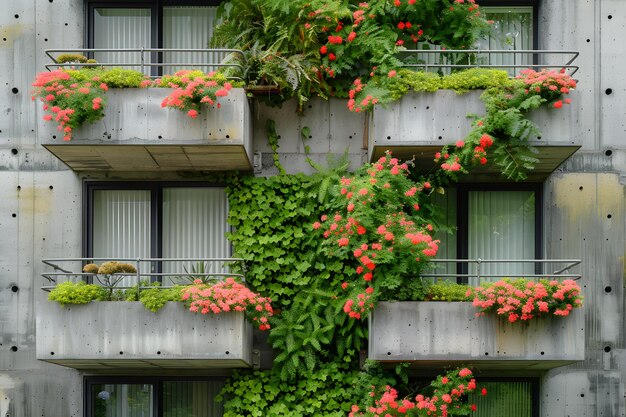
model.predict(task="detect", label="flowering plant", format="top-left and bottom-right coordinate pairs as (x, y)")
top-left (32, 69), bottom-right (109, 141)
top-left (315, 151), bottom-right (439, 319)
top-left (181, 278), bottom-right (274, 330)
top-left (349, 367), bottom-right (486, 416)
top-left (469, 278), bottom-right (583, 323)
top-left (158, 70), bottom-right (234, 118)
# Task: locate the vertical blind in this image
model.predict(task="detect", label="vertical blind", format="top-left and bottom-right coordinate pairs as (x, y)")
top-left (93, 190), bottom-right (152, 260)
top-left (469, 381), bottom-right (533, 417)
top-left (162, 187), bottom-right (230, 280)
top-left (467, 191), bottom-right (535, 284)
top-left (432, 189), bottom-right (458, 279)
top-left (478, 7), bottom-right (534, 74)
top-left (163, 6), bottom-right (220, 74)
top-left (93, 8), bottom-right (152, 72)
top-left (163, 381), bottom-right (225, 417)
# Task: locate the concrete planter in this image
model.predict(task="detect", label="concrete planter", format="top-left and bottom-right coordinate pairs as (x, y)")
top-left (39, 88), bottom-right (253, 171)
top-left (36, 301), bottom-right (253, 369)
top-left (368, 301), bottom-right (584, 371)
top-left (368, 90), bottom-right (581, 179)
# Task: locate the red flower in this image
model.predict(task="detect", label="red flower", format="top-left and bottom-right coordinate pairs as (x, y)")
top-left (481, 388), bottom-right (487, 396)
top-left (328, 53), bottom-right (336, 61)
top-left (553, 100), bottom-right (563, 109)
top-left (320, 45), bottom-right (327, 54)
top-left (471, 404), bottom-right (477, 411)
top-left (397, 22), bottom-right (405, 30)
top-left (347, 31), bottom-right (357, 42)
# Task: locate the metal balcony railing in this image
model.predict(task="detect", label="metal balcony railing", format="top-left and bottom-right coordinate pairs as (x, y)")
top-left (44, 48), bottom-right (579, 78)
top-left (44, 48), bottom-right (246, 77)
top-left (399, 49), bottom-right (579, 75)
top-left (41, 257), bottom-right (246, 292)
top-left (424, 258), bottom-right (581, 282)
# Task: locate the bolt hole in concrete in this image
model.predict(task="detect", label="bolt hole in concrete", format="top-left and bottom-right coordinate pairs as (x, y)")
top-left (579, 186), bottom-right (583, 190)
top-left (11, 213), bottom-right (16, 218)
top-left (11, 286), bottom-right (18, 292)
top-left (605, 286), bottom-right (612, 293)
top-left (605, 88), bottom-right (612, 95)
top-left (607, 214), bottom-right (612, 219)
top-left (14, 14), bottom-right (19, 18)
top-left (11, 148), bottom-right (17, 155)
top-left (10, 346), bottom-right (17, 352)
top-left (604, 346), bottom-right (611, 353)
top-left (605, 149), bottom-right (613, 156)
top-left (225, 351), bottom-right (230, 355)
top-left (11, 87), bottom-right (18, 94)
top-left (608, 14), bottom-right (613, 19)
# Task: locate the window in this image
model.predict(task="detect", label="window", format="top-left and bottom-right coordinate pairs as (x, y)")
top-left (84, 182), bottom-right (230, 271)
top-left (467, 378), bottom-right (539, 417)
top-left (86, 0), bottom-right (222, 74)
top-left (434, 183), bottom-right (542, 284)
top-left (476, 0), bottom-right (538, 74)
top-left (86, 377), bottom-right (226, 417)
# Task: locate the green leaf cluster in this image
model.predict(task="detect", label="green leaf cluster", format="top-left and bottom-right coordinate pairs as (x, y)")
top-left (48, 281), bottom-right (107, 306)
top-left (217, 361), bottom-right (400, 417)
top-left (425, 280), bottom-right (471, 301)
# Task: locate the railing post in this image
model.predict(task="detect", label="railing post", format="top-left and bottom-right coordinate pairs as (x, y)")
top-left (476, 258), bottom-right (482, 283)
top-left (140, 47), bottom-right (145, 75)
top-left (136, 258), bottom-right (141, 298)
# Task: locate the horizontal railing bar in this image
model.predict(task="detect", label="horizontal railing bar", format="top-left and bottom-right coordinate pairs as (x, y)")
top-left (42, 257), bottom-right (244, 262)
top-left (400, 49), bottom-right (579, 54)
top-left (431, 259), bottom-right (581, 263)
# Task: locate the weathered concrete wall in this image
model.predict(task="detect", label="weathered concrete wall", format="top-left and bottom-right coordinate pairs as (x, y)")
top-left (0, 0), bottom-right (625, 416)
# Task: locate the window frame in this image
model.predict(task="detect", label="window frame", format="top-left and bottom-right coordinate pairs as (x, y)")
top-left (455, 183), bottom-right (544, 282)
top-left (84, 0), bottom-right (223, 75)
top-left (83, 375), bottom-right (227, 417)
top-left (82, 181), bottom-right (230, 260)
top-left (477, 0), bottom-right (539, 51)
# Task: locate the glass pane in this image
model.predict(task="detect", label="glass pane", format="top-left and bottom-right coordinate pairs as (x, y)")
top-left (163, 381), bottom-right (225, 417)
top-left (468, 191), bottom-right (535, 284)
top-left (163, 6), bottom-right (221, 74)
top-left (477, 7), bottom-right (534, 74)
top-left (431, 188), bottom-right (457, 280)
top-left (91, 383), bottom-right (154, 417)
top-left (94, 8), bottom-right (152, 72)
top-left (162, 188), bottom-right (229, 283)
top-left (93, 190), bottom-right (152, 260)
top-left (469, 381), bottom-right (533, 417)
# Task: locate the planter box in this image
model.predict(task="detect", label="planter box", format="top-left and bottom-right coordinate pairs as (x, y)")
top-left (368, 90), bottom-right (581, 180)
top-left (40, 88), bottom-right (253, 172)
top-left (368, 301), bottom-right (584, 371)
top-left (36, 301), bottom-right (253, 369)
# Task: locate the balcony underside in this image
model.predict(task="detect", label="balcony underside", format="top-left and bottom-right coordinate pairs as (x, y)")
top-left (43, 143), bottom-right (251, 171)
top-left (369, 302), bottom-right (584, 371)
top-left (39, 88), bottom-right (253, 172)
top-left (369, 144), bottom-right (580, 182)
top-left (36, 302), bottom-right (253, 370)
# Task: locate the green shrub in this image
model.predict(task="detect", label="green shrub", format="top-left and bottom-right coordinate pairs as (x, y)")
top-left (440, 68), bottom-right (511, 93)
top-left (48, 281), bottom-right (107, 306)
top-left (139, 286), bottom-right (182, 312)
top-left (425, 280), bottom-right (471, 301)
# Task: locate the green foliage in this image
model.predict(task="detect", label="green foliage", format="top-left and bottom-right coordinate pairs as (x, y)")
top-left (425, 280), bottom-right (471, 301)
top-left (56, 53), bottom-right (88, 63)
top-left (217, 360), bottom-right (402, 417)
top-left (65, 68), bottom-right (148, 88)
top-left (48, 281), bottom-right (107, 306)
top-left (139, 285), bottom-right (182, 312)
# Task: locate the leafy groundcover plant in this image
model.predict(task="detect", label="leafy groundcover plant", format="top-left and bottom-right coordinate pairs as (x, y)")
top-left (469, 278), bottom-right (583, 322)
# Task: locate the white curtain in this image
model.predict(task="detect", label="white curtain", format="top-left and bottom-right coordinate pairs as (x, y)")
top-left (93, 8), bottom-right (152, 72)
top-left (468, 191), bottom-right (535, 284)
top-left (93, 384), bottom-right (154, 417)
top-left (162, 188), bottom-right (229, 281)
top-left (163, 6), bottom-right (220, 74)
top-left (93, 190), bottom-right (151, 260)
top-left (477, 7), bottom-right (534, 74)
top-left (432, 188), bottom-right (457, 279)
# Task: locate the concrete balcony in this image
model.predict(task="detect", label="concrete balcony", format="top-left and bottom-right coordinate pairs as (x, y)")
top-left (36, 301), bottom-right (253, 369)
top-left (40, 88), bottom-right (252, 172)
top-left (368, 90), bottom-right (581, 181)
top-left (368, 301), bottom-right (584, 371)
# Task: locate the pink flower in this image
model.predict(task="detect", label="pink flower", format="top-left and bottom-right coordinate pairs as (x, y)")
top-left (187, 109), bottom-right (198, 118)
top-left (553, 100), bottom-right (563, 109)
top-left (338, 237), bottom-right (349, 246)
top-left (388, 70), bottom-right (397, 78)
top-left (455, 140), bottom-right (465, 147)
